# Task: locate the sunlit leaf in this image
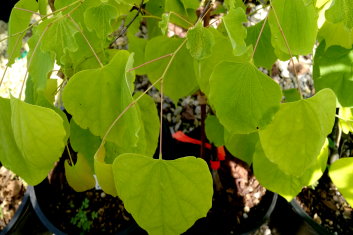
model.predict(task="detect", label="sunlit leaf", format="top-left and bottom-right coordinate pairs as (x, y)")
top-left (246, 20), bottom-right (277, 69)
top-left (209, 61), bottom-right (282, 134)
top-left (283, 88), bottom-right (302, 102)
top-left (94, 146), bottom-right (117, 196)
top-left (224, 131), bottom-right (258, 164)
top-left (259, 89), bottom-right (336, 176)
top-left (0, 97), bottom-right (66, 185)
top-left (65, 153), bottom-right (96, 192)
top-left (254, 139), bottom-right (329, 201)
top-left (84, 2), bottom-right (118, 39)
top-left (63, 50), bottom-right (142, 148)
top-left (69, 120), bottom-right (101, 169)
top-left (194, 28), bottom-right (246, 95)
top-left (222, 7), bottom-right (249, 56)
top-left (142, 36), bottom-right (199, 102)
top-left (180, 0), bottom-right (199, 9)
top-left (338, 107), bottom-right (353, 134)
top-left (113, 154), bottom-right (213, 235)
top-left (205, 115), bottom-right (224, 147)
top-left (329, 157), bottom-right (353, 207)
top-left (325, 0), bottom-right (353, 30)
top-left (159, 13), bottom-right (170, 35)
top-left (7, 0), bottom-right (38, 65)
top-left (268, 0), bottom-right (318, 57)
top-left (186, 22), bottom-right (215, 60)
top-left (313, 42), bottom-right (353, 107)
top-left (27, 27), bottom-right (55, 92)
top-left (38, 14), bottom-right (80, 63)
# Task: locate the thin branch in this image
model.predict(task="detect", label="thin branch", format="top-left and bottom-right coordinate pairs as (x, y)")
top-left (128, 53), bottom-right (173, 72)
top-left (67, 15), bottom-right (104, 68)
top-left (97, 39), bottom-right (187, 157)
top-left (251, 12), bottom-right (269, 59)
top-left (66, 145), bottom-right (74, 165)
top-left (110, 0), bottom-right (144, 48)
top-left (159, 75), bottom-right (164, 159)
top-left (270, 1), bottom-right (303, 99)
top-left (170, 11), bottom-right (194, 27)
top-left (14, 7), bottom-right (42, 16)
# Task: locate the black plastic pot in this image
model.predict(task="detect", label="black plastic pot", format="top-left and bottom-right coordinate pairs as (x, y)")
top-left (290, 199), bottom-right (332, 235)
top-left (0, 190), bottom-right (31, 235)
top-left (28, 183), bottom-right (147, 235)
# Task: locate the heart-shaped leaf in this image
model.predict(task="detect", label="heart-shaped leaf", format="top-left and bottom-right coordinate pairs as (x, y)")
top-left (113, 154), bottom-right (213, 235)
top-left (329, 157), bottom-right (353, 207)
top-left (209, 61), bottom-right (282, 134)
top-left (63, 50), bottom-right (142, 148)
top-left (259, 89), bottom-right (336, 176)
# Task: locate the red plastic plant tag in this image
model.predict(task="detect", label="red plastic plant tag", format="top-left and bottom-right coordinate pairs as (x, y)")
top-left (172, 131), bottom-right (212, 149)
top-left (210, 160), bottom-right (220, 170)
top-left (217, 146), bottom-right (226, 161)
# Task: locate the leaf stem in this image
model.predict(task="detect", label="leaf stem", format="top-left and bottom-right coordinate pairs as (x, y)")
top-left (270, 1), bottom-right (303, 99)
top-left (14, 7), bottom-right (42, 16)
top-left (66, 145), bottom-right (74, 165)
top-left (170, 11), bottom-right (194, 27)
top-left (159, 76), bottom-right (164, 159)
top-left (67, 15), bottom-right (104, 68)
top-left (251, 12), bottom-right (269, 60)
top-left (97, 39), bottom-right (187, 157)
top-left (128, 53), bottom-right (173, 72)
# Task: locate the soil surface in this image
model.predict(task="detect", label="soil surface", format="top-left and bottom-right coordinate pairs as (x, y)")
top-left (0, 166), bottom-right (26, 230)
top-left (296, 172), bottom-right (353, 235)
top-left (35, 157), bottom-right (134, 235)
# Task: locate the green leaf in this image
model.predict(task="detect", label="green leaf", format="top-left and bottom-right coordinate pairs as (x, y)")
top-left (38, 15), bottom-right (80, 63)
top-left (38, 0), bottom-right (48, 15)
top-left (65, 153), bottom-right (96, 192)
top-left (180, 0), bottom-right (199, 9)
top-left (254, 139), bottom-right (329, 201)
top-left (259, 89), bottom-right (336, 176)
top-left (113, 154), bottom-right (213, 235)
top-left (159, 13), bottom-right (170, 35)
top-left (145, 0), bottom-right (165, 38)
top-left (165, 0), bottom-right (197, 29)
top-left (246, 20), bottom-right (277, 69)
top-left (142, 36), bottom-right (199, 102)
top-left (224, 131), bottom-right (259, 164)
top-left (84, 2), bottom-right (119, 39)
top-left (10, 98), bottom-right (67, 168)
top-left (222, 7), bottom-right (249, 56)
top-left (7, 0), bottom-right (38, 66)
top-left (209, 61), bottom-right (282, 134)
top-left (205, 115), bottom-right (224, 147)
top-left (94, 146), bottom-right (117, 196)
top-left (313, 42), bottom-right (353, 107)
top-left (283, 88), bottom-right (302, 102)
top-left (224, 0), bottom-right (245, 10)
top-left (186, 22), bottom-right (215, 60)
top-left (268, 0), bottom-right (318, 56)
top-left (194, 28), bottom-right (246, 95)
top-left (70, 120), bottom-right (101, 169)
top-left (63, 50), bottom-right (142, 148)
top-left (338, 107), bottom-right (353, 134)
top-left (329, 157), bottom-right (353, 207)
top-left (0, 97), bottom-right (66, 185)
top-left (325, 0), bottom-right (353, 30)
top-left (319, 21), bottom-right (353, 49)
top-left (27, 27), bottom-right (55, 92)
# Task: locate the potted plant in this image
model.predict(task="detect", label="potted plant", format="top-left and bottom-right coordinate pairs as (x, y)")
top-left (1, 0), bottom-right (352, 234)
